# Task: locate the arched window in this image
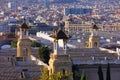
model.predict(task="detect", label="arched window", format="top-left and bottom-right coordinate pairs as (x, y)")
top-left (50, 68), bottom-right (52, 74)
top-left (23, 48), bottom-right (28, 56)
top-left (94, 42), bottom-right (98, 47)
top-left (62, 69), bottom-right (65, 75)
top-left (24, 29), bottom-right (27, 35)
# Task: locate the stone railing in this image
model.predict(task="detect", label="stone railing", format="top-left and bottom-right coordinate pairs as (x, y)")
top-left (30, 55), bottom-right (48, 67)
top-left (99, 47), bottom-right (117, 53)
top-left (73, 59), bottom-right (120, 65)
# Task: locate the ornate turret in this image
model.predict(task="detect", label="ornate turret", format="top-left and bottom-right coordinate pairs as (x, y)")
top-left (19, 22), bottom-right (29, 39)
top-left (17, 22), bottom-right (31, 57)
top-left (50, 28), bottom-right (69, 55)
top-left (90, 23), bottom-right (99, 31)
top-left (49, 29), bottom-right (72, 79)
top-left (88, 30), bottom-right (100, 48)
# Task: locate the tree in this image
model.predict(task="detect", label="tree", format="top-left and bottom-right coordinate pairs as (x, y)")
top-left (40, 67), bottom-right (49, 80)
top-left (11, 41), bottom-right (17, 48)
top-left (83, 41), bottom-right (89, 48)
top-left (72, 65), bottom-right (80, 80)
top-left (31, 41), bottom-right (41, 47)
top-left (40, 67), bottom-right (71, 80)
top-left (38, 46), bottom-right (50, 64)
top-left (49, 72), bottom-right (60, 80)
top-left (58, 71), bottom-right (71, 80)
top-left (106, 63), bottom-right (111, 80)
top-left (7, 32), bottom-right (15, 38)
top-left (98, 65), bottom-right (104, 80)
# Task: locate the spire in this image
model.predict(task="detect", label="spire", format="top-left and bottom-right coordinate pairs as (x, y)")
top-left (91, 23), bottom-right (99, 31)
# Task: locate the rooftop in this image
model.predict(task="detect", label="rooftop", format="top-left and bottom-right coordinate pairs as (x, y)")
top-left (0, 48), bottom-right (45, 80)
top-left (20, 22), bottom-right (29, 29)
top-left (68, 47), bottom-right (120, 65)
top-left (50, 29), bottom-right (69, 40)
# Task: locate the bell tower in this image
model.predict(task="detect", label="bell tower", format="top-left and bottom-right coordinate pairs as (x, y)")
top-left (17, 22), bottom-right (31, 57)
top-left (49, 29), bottom-right (72, 79)
top-left (89, 24), bottom-right (99, 48)
top-left (88, 32), bottom-right (100, 48)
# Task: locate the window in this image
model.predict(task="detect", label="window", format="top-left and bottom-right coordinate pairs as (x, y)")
top-left (94, 42), bottom-right (98, 47)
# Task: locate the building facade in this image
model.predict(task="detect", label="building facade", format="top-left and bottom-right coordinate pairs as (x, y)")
top-left (64, 20), bottom-right (92, 32)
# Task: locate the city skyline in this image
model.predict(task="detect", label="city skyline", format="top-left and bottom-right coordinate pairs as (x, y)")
top-left (0, 0), bottom-right (119, 80)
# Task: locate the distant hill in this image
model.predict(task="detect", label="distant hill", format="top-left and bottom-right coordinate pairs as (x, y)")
top-left (50, 0), bottom-right (120, 7)
top-left (51, 0), bottom-right (77, 3)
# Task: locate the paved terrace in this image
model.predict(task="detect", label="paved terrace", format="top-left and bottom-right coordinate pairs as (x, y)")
top-left (68, 47), bottom-right (120, 65)
top-left (0, 48), bottom-right (47, 80)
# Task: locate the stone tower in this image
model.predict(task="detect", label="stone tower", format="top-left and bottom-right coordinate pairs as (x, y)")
top-left (88, 32), bottom-right (100, 48)
top-left (49, 29), bottom-right (72, 79)
top-left (17, 22), bottom-right (31, 57)
top-left (64, 19), bottom-right (70, 32)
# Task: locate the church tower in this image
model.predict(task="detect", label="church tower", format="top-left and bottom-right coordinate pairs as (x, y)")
top-left (88, 24), bottom-right (99, 48)
top-left (88, 32), bottom-right (100, 48)
top-left (49, 29), bottom-right (72, 79)
top-left (17, 22), bottom-right (31, 57)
